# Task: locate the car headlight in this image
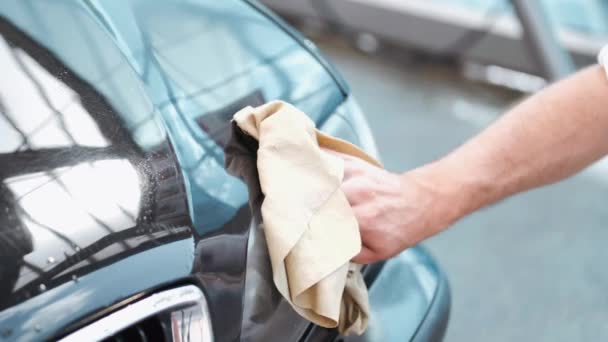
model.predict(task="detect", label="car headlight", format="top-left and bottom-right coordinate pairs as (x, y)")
top-left (59, 285), bottom-right (213, 342)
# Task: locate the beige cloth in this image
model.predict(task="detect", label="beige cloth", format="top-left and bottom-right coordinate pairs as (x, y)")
top-left (232, 100), bottom-right (381, 335)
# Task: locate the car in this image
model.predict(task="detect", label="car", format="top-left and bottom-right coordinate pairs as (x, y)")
top-left (0, 0), bottom-right (450, 341)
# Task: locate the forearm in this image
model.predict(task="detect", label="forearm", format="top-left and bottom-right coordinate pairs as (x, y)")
top-left (418, 65), bottom-right (608, 221)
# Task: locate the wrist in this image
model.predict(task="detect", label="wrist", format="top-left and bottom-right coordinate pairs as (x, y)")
top-left (403, 159), bottom-right (494, 227)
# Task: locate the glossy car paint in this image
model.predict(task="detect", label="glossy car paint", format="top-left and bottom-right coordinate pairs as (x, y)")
top-left (0, 1), bottom-right (445, 341)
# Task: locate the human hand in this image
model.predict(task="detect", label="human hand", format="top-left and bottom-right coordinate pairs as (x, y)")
top-left (331, 151), bottom-right (461, 264)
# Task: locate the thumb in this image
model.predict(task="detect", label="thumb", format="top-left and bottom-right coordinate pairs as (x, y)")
top-left (351, 246), bottom-right (378, 264)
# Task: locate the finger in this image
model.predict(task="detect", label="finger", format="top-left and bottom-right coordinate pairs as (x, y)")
top-left (352, 246), bottom-right (378, 264)
top-left (322, 148), bottom-right (363, 179)
top-left (341, 158), bottom-right (361, 180)
top-left (341, 176), bottom-right (375, 207)
top-left (340, 179), bottom-right (366, 207)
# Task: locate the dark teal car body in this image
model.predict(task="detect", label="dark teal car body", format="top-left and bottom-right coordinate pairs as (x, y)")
top-left (0, 1), bottom-right (449, 341)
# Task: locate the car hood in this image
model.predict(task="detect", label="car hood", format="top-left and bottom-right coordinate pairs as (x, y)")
top-left (0, 0), bottom-right (346, 340)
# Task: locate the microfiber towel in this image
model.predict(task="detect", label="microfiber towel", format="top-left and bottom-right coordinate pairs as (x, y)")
top-left (229, 100), bottom-right (381, 335)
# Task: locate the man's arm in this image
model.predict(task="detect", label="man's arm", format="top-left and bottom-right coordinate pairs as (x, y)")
top-left (339, 65), bottom-right (608, 264)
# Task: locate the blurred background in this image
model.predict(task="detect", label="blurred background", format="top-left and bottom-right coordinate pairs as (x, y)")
top-left (260, 1), bottom-right (608, 341)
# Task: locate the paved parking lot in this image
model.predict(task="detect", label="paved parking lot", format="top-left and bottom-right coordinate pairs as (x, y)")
top-left (315, 37), bottom-right (608, 342)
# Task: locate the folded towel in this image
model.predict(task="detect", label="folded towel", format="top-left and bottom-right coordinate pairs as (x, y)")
top-left (229, 100), bottom-right (381, 335)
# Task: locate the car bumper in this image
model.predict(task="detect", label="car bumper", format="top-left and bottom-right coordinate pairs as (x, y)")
top-left (350, 246), bottom-right (450, 342)
top-left (411, 260), bottom-right (450, 342)
top-left (302, 246), bottom-right (450, 342)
